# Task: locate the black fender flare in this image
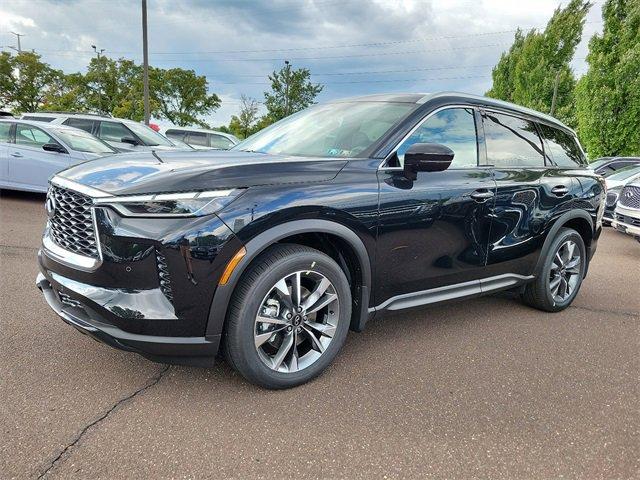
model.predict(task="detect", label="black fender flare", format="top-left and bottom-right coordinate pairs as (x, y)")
top-left (205, 219), bottom-right (373, 338)
top-left (533, 209), bottom-right (594, 275)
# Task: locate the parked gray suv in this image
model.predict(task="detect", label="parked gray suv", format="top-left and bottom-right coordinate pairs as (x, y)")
top-left (21, 112), bottom-right (180, 152)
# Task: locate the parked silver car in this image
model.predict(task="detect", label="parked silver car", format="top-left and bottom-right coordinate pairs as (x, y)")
top-left (159, 126), bottom-right (239, 150)
top-left (21, 112), bottom-right (181, 152)
top-left (0, 119), bottom-right (116, 193)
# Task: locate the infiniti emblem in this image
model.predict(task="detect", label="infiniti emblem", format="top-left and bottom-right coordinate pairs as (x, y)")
top-left (45, 192), bottom-right (56, 219)
top-left (625, 190), bottom-right (634, 198)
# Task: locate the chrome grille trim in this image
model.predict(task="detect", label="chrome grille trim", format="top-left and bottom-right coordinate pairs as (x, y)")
top-left (48, 185), bottom-right (99, 258)
top-left (619, 185), bottom-right (640, 209)
top-left (155, 249), bottom-right (173, 303)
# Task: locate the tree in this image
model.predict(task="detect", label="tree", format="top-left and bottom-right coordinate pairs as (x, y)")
top-left (486, 0), bottom-right (591, 127)
top-left (0, 52), bottom-right (63, 113)
top-left (227, 94), bottom-right (260, 138)
top-left (576, 0), bottom-right (640, 158)
top-left (263, 61), bottom-right (323, 122)
top-left (151, 67), bottom-right (220, 127)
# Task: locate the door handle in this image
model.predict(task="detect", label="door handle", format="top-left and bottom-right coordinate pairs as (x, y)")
top-left (551, 185), bottom-right (569, 196)
top-left (469, 190), bottom-right (495, 202)
top-left (10, 152), bottom-right (23, 158)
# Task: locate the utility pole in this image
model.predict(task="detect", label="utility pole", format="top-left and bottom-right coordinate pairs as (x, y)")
top-left (92, 45), bottom-right (106, 114)
top-left (10, 32), bottom-right (23, 52)
top-left (550, 70), bottom-right (560, 116)
top-left (283, 60), bottom-right (290, 117)
top-left (142, 0), bottom-right (150, 126)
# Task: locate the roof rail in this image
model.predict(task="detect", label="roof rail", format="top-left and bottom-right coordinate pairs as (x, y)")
top-left (34, 110), bottom-right (112, 118)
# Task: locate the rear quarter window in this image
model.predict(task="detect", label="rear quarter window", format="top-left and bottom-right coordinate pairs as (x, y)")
top-left (0, 123), bottom-right (12, 142)
top-left (538, 124), bottom-right (586, 167)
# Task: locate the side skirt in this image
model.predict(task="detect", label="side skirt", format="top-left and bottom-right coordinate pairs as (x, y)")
top-left (370, 273), bottom-right (534, 314)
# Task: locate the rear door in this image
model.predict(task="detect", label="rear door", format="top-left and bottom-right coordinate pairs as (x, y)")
top-left (9, 124), bottom-right (70, 191)
top-left (482, 110), bottom-right (579, 277)
top-left (375, 106), bottom-right (496, 303)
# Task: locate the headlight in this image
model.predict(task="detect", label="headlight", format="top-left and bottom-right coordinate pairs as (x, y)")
top-left (95, 189), bottom-right (243, 217)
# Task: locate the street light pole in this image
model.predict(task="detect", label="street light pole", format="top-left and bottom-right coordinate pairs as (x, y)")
top-left (92, 45), bottom-right (106, 114)
top-left (10, 32), bottom-right (23, 52)
top-left (142, 0), bottom-right (150, 126)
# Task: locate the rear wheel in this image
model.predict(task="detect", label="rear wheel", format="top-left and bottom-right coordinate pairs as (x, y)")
top-left (522, 227), bottom-right (586, 312)
top-left (224, 244), bottom-right (351, 389)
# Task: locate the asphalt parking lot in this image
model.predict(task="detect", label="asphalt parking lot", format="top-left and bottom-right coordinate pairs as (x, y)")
top-left (1, 189), bottom-right (638, 480)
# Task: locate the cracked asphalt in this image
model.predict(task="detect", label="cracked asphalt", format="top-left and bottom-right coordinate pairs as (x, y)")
top-left (1, 189), bottom-right (639, 479)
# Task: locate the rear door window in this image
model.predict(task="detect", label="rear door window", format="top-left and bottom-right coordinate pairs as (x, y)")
top-left (538, 124), bottom-right (585, 167)
top-left (62, 118), bottom-right (97, 134)
top-left (483, 112), bottom-right (545, 167)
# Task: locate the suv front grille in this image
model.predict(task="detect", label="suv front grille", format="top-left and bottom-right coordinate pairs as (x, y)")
top-left (48, 185), bottom-right (99, 258)
top-left (619, 185), bottom-right (640, 209)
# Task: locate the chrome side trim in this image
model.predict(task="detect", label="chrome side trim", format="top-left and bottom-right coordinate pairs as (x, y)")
top-left (371, 273), bottom-right (534, 313)
top-left (50, 176), bottom-right (115, 199)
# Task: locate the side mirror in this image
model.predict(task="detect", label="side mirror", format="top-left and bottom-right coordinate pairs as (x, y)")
top-left (42, 143), bottom-right (67, 154)
top-left (403, 143), bottom-right (454, 180)
top-left (121, 136), bottom-right (140, 146)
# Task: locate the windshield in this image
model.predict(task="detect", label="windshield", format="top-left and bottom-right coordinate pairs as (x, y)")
top-left (588, 158), bottom-right (611, 169)
top-left (51, 128), bottom-right (116, 154)
top-left (126, 122), bottom-right (174, 146)
top-left (607, 164), bottom-right (640, 181)
top-left (234, 101), bottom-right (416, 157)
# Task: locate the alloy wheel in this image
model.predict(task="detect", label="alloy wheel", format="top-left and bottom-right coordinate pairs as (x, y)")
top-left (548, 239), bottom-right (582, 303)
top-left (254, 270), bottom-right (340, 373)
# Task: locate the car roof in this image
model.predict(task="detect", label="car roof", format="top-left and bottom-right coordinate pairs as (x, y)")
top-left (21, 112), bottom-right (139, 123)
top-left (329, 91), bottom-right (574, 134)
top-left (161, 126), bottom-right (238, 140)
top-left (0, 118), bottom-right (85, 130)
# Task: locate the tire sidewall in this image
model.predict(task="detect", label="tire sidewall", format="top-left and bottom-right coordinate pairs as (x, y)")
top-left (541, 229), bottom-right (586, 310)
top-left (232, 249), bottom-right (352, 388)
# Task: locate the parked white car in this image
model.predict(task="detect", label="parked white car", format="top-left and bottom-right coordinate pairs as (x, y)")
top-left (611, 178), bottom-right (640, 241)
top-left (159, 126), bottom-right (239, 150)
top-left (21, 112), bottom-right (182, 152)
top-left (0, 119), bottom-right (117, 193)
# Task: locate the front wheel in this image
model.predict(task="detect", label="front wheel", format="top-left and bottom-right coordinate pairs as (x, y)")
top-left (224, 244), bottom-right (352, 389)
top-left (522, 227), bottom-right (586, 312)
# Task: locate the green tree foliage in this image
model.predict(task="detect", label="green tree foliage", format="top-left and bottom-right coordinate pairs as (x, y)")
top-left (0, 52), bottom-right (63, 113)
top-left (150, 67), bottom-right (220, 127)
top-left (227, 94), bottom-right (260, 139)
top-left (263, 62), bottom-right (323, 122)
top-left (576, 0), bottom-right (640, 158)
top-left (486, 0), bottom-right (591, 127)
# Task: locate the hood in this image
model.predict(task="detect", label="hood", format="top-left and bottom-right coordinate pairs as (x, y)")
top-left (57, 149), bottom-right (348, 195)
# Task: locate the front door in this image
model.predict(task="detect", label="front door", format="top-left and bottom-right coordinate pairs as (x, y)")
top-left (375, 107), bottom-right (496, 305)
top-left (9, 124), bottom-right (70, 191)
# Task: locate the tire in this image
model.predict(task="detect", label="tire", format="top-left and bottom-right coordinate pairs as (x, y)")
top-left (522, 227), bottom-right (586, 312)
top-left (224, 243), bottom-right (352, 389)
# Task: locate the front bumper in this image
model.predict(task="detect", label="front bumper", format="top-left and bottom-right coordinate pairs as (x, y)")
top-left (611, 206), bottom-right (640, 238)
top-left (36, 267), bottom-right (220, 367)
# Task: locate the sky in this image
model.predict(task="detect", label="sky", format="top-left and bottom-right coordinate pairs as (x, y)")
top-left (0, 0), bottom-right (604, 127)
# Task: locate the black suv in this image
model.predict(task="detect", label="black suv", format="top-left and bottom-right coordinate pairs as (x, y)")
top-left (37, 92), bottom-right (605, 389)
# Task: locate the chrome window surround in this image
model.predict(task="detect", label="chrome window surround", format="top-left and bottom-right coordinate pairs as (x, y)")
top-left (378, 103), bottom-right (586, 172)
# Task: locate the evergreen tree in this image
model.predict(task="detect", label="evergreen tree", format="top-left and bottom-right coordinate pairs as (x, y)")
top-left (576, 0), bottom-right (640, 158)
top-left (486, 0), bottom-right (591, 127)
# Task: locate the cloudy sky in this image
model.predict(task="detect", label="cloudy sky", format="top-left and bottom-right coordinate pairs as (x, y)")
top-left (0, 0), bottom-right (604, 126)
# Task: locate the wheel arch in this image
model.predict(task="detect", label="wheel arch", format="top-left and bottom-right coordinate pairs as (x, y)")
top-left (534, 210), bottom-right (594, 277)
top-left (206, 219), bottom-right (373, 338)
